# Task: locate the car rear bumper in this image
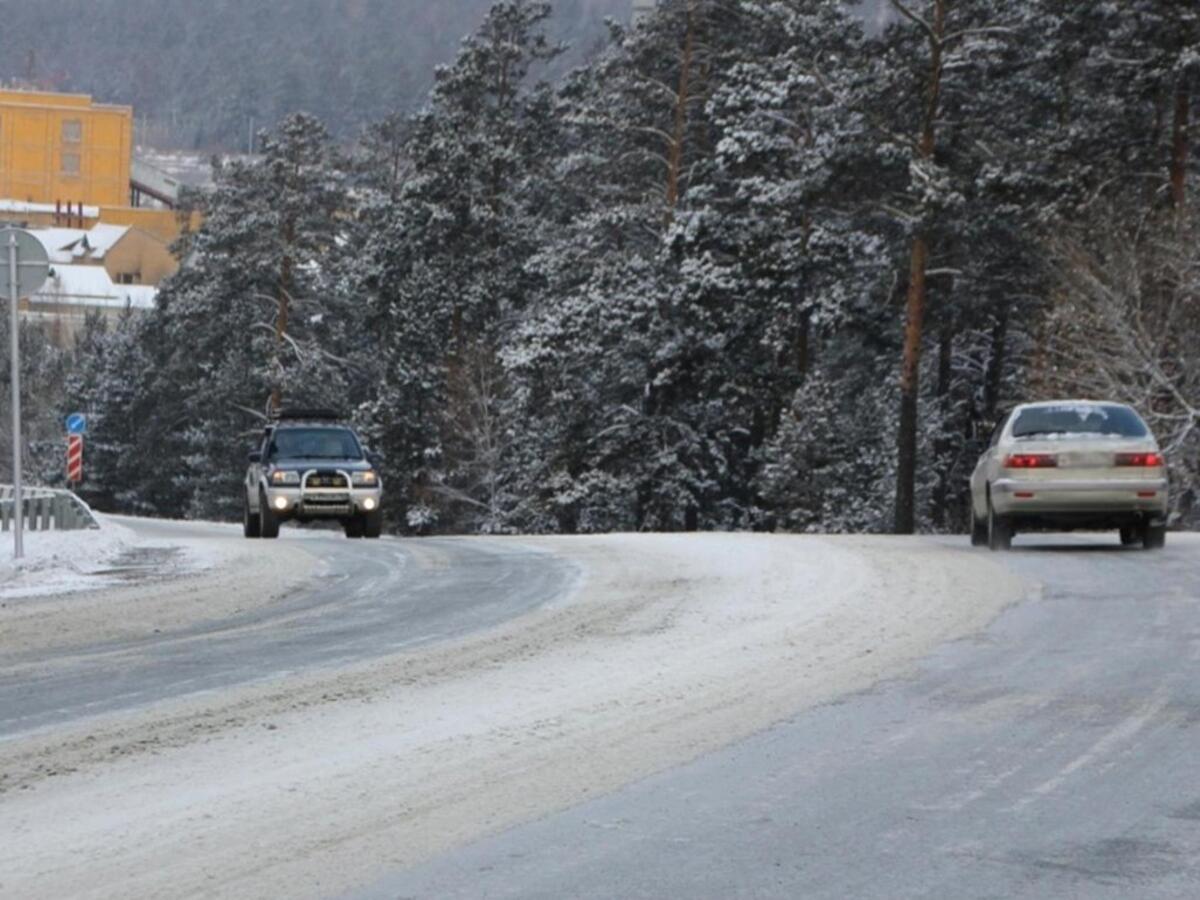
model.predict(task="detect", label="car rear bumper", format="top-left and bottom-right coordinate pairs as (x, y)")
top-left (992, 477), bottom-right (1168, 518)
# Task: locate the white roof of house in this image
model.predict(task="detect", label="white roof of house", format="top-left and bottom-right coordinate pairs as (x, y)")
top-left (29, 228), bottom-right (86, 263)
top-left (29, 224), bottom-right (131, 263)
top-left (81, 223), bottom-right (129, 256)
top-left (31, 263), bottom-right (157, 310)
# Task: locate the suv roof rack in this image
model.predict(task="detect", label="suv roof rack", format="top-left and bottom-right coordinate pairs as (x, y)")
top-left (273, 408), bottom-right (344, 423)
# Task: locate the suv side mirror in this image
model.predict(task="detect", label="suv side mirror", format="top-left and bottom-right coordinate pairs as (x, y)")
top-left (367, 451), bottom-right (383, 469)
top-left (248, 450), bottom-right (262, 464)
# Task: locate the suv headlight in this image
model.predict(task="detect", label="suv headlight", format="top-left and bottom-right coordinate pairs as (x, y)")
top-left (271, 470), bottom-right (301, 485)
top-left (352, 470), bottom-right (379, 486)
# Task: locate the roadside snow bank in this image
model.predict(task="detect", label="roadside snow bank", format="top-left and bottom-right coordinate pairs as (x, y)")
top-left (0, 517), bottom-right (321, 661)
top-left (0, 514), bottom-right (136, 599)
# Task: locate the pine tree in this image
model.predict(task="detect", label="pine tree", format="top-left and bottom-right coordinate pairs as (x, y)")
top-left (360, 0), bottom-right (566, 532)
top-left (89, 113), bottom-right (354, 519)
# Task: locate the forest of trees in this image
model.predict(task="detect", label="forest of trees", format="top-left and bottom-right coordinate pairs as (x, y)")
top-left (16, 0), bottom-right (1199, 536)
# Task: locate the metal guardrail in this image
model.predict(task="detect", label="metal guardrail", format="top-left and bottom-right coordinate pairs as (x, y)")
top-left (0, 485), bottom-right (98, 532)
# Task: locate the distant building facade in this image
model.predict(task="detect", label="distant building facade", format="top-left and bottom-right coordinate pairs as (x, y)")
top-left (0, 89), bottom-right (132, 208)
top-left (0, 88), bottom-right (199, 246)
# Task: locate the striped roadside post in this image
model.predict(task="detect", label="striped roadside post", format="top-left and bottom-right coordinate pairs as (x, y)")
top-left (67, 434), bottom-right (84, 484)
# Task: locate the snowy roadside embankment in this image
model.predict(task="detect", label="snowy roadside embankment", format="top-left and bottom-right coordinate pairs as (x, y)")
top-left (0, 516), bottom-right (319, 662)
top-left (0, 513), bottom-right (238, 602)
top-left (0, 532), bottom-right (1026, 900)
top-left (0, 514), bottom-right (137, 600)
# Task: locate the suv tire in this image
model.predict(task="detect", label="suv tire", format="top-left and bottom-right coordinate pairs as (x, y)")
top-left (363, 509), bottom-right (383, 539)
top-left (259, 491), bottom-right (281, 539)
top-left (243, 497), bottom-right (261, 539)
top-left (1141, 523), bottom-right (1166, 551)
top-left (344, 517), bottom-right (364, 539)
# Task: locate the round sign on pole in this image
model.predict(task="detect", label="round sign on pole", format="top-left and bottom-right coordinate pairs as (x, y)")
top-left (0, 228), bottom-right (50, 300)
top-left (67, 413), bottom-right (88, 435)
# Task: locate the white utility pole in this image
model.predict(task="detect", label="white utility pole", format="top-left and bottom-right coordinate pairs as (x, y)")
top-left (1, 228), bottom-right (50, 560)
top-left (8, 232), bottom-right (21, 557)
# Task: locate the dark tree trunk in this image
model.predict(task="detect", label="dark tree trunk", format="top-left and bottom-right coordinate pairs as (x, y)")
top-left (983, 304), bottom-right (1010, 421)
top-left (664, 0), bottom-right (696, 223)
top-left (893, 0), bottom-right (945, 535)
top-left (796, 309), bottom-right (811, 379)
top-left (894, 234), bottom-right (929, 534)
top-left (1171, 79), bottom-right (1191, 210)
top-left (270, 219), bottom-right (295, 413)
top-left (930, 324), bottom-right (954, 531)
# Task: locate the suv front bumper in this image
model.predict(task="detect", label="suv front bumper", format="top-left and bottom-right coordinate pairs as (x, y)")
top-left (264, 470), bottom-right (382, 519)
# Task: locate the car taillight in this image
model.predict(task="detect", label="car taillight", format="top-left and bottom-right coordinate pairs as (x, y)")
top-left (1115, 452), bottom-right (1164, 467)
top-left (1004, 453), bottom-right (1058, 469)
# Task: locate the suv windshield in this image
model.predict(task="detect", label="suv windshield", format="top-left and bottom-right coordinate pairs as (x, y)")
top-left (1011, 404), bottom-right (1149, 439)
top-left (269, 427), bottom-right (362, 460)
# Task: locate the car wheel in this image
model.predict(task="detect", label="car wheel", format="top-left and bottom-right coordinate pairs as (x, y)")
top-left (363, 509), bottom-right (383, 539)
top-left (259, 491), bottom-right (281, 539)
top-left (243, 496), bottom-right (261, 539)
top-left (1119, 526), bottom-right (1140, 547)
top-left (1141, 524), bottom-right (1166, 551)
top-left (971, 514), bottom-right (988, 547)
top-left (987, 495), bottom-right (1013, 552)
top-left (343, 517), bottom-right (364, 539)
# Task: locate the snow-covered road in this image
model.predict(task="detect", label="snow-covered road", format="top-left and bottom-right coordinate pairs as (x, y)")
top-left (0, 519), bottom-right (1023, 899)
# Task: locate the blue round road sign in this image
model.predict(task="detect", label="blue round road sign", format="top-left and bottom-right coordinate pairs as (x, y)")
top-left (66, 413), bottom-right (87, 435)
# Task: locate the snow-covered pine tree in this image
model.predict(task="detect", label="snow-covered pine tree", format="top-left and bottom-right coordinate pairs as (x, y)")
top-left (101, 113), bottom-right (353, 519)
top-left (827, 0), bottom-right (1038, 534)
top-left (504, 0), bottom-right (766, 532)
top-left (358, 0), bottom-right (566, 532)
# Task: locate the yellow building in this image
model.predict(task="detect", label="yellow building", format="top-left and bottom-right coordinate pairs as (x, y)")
top-left (0, 89), bottom-right (132, 208)
top-left (0, 88), bottom-right (201, 245)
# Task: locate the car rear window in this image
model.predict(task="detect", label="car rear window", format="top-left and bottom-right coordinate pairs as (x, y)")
top-left (270, 427), bottom-right (362, 460)
top-left (1010, 404), bottom-right (1149, 439)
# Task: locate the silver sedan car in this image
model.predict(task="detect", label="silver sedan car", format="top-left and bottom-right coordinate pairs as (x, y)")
top-left (970, 401), bottom-right (1168, 551)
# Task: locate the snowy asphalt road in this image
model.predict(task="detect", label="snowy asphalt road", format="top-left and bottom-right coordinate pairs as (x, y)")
top-left (0, 519), bottom-right (575, 738)
top-left (356, 534), bottom-right (1200, 899)
top-left (4, 522), bottom-right (1198, 899)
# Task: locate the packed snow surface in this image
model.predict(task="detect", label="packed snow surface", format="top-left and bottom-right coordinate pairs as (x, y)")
top-left (0, 514), bottom-right (135, 599)
top-left (0, 514), bottom-right (235, 602)
top-left (0, 530), bottom-right (1024, 899)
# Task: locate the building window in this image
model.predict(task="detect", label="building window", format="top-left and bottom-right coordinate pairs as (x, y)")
top-left (117, 272), bottom-right (140, 285)
top-left (62, 119), bottom-right (82, 143)
top-left (61, 152), bottom-right (81, 176)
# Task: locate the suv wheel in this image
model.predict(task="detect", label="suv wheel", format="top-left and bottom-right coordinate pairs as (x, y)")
top-left (1141, 523), bottom-right (1166, 551)
top-left (243, 496), bottom-right (261, 539)
top-left (363, 509), bottom-right (383, 539)
top-left (344, 517), bottom-right (364, 539)
top-left (259, 491), bottom-right (281, 539)
top-left (1119, 526), bottom-right (1140, 547)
